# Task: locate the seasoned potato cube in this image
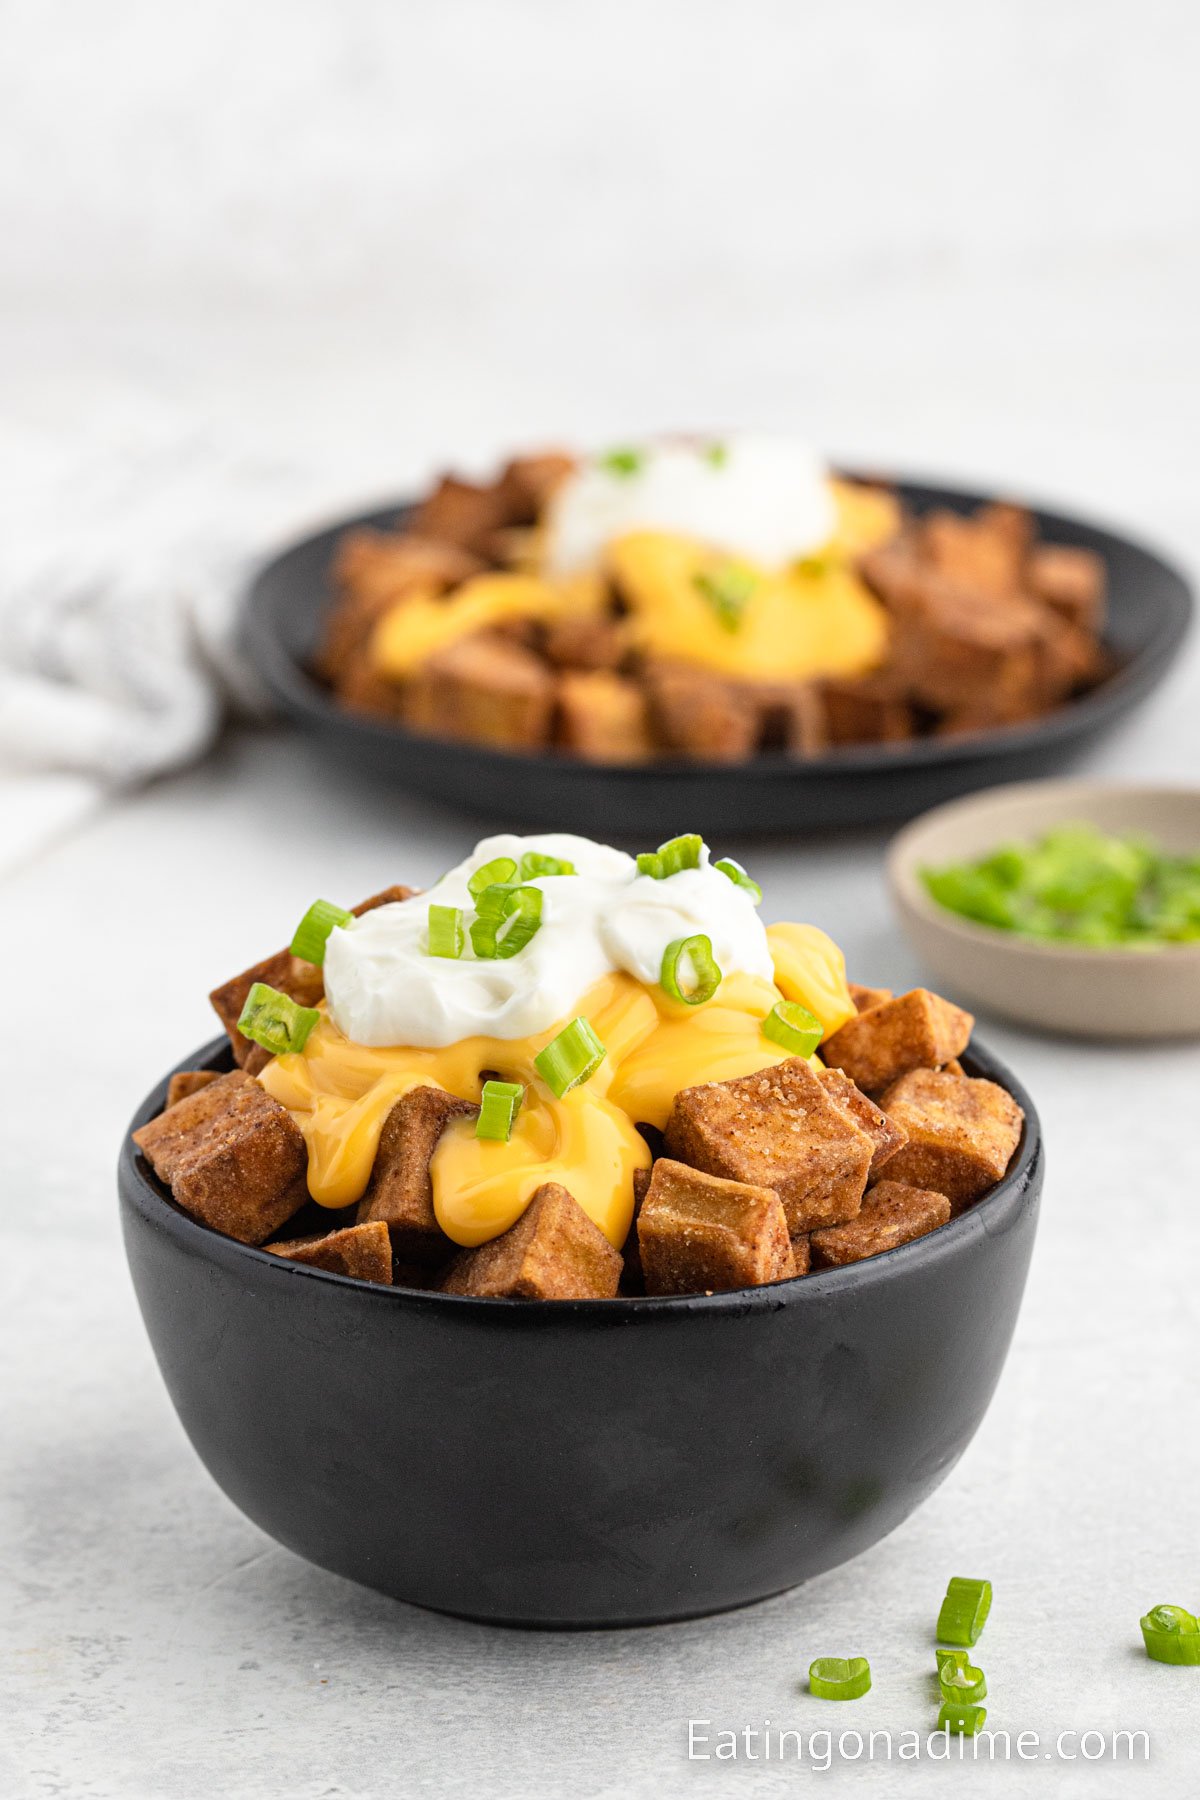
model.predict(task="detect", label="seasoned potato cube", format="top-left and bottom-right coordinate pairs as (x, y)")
top-left (409, 474), bottom-right (514, 556)
top-left (790, 1233), bottom-right (812, 1275)
top-left (919, 507), bottom-right (1025, 598)
top-left (665, 1057), bottom-right (873, 1234)
top-left (643, 660), bottom-right (760, 760)
top-left (133, 1071), bottom-right (307, 1245)
top-left (821, 676), bottom-right (914, 746)
top-left (637, 1158), bottom-right (795, 1295)
top-left (166, 1070), bottom-right (220, 1109)
top-left (810, 1180), bottom-right (951, 1267)
top-left (267, 1220), bottom-right (394, 1285)
top-left (849, 982), bottom-right (893, 1013)
top-left (817, 1066), bottom-right (907, 1175)
top-left (542, 612), bottom-right (627, 672)
top-left (821, 989), bottom-right (974, 1093)
top-left (441, 1183), bottom-right (622, 1300)
top-left (1027, 544), bottom-right (1106, 633)
top-left (356, 1086), bottom-right (477, 1261)
top-left (402, 633), bottom-right (556, 752)
top-left (557, 670), bottom-right (653, 762)
top-left (496, 452), bottom-right (577, 522)
top-left (880, 1069), bottom-right (1024, 1210)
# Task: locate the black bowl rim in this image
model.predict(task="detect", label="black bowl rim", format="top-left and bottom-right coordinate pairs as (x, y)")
top-left (119, 1031), bottom-right (1042, 1324)
top-left (243, 470), bottom-right (1193, 783)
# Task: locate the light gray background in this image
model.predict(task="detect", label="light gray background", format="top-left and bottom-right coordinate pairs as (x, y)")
top-left (3, 2), bottom-right (1198, 1795)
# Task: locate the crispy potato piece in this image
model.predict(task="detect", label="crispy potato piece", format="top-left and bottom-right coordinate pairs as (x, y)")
top-left (208, 884), bottom-right (415, 1066)
top-left (919, 507), bottom-right (1026, 598)
top-left (880, 1069), bottom-right (1024, 1211)
top-left (898, 585), bottom-right (1048, 715)
top-left (810, 1179), bottom-right (951, 1267)
top-left (637, 1158), bottom-right (795, 1295)
top-left (821, 989), bottom-right (974, 1093)
top-left (1027, 544), bottom-right (1106, 633)
top-left (542, 612), bottom-right (627, 671)
top-left (849, 982), bottom-right (893, 1014)
top-left (441, 1183), bottom-right (622, 1300)
top-left (643, 660), bottom-right (760, 761)
top-left (402, 632), bottom-right (557, 751)
top-left (133, 1071), bottom-right (307, 1245)
top-left (790, 1233), bottom-right (812, 1275)
top-left (557, 670), bottom-right (654, 762)
top-left (817, 1066), bottom-right (907, 1175)
top-left (409, 474), bottom-right (514, 557)
top-left (357, 1086), bottom-right (477, 1261)
top-left (821, 676), bottom-right (914, 745)
top-left (497, 452), bottom-right (577, 522)
top-left (210, 947), bottom-right (326, 1069)
top-left (752, 683), bottom-right (827, 757)
top-left (166, 1070), bottom-right (220, 1109)
top-left (621, 1165), bottom-right (653, 1290)
top-left (267, 1220), bottom-right (393, 1285)
top-left (665, 1057), bottom-right (873, 1234)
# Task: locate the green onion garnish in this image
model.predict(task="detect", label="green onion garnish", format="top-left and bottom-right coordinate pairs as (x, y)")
top-left (475, 1080), bottom-right (524, 1142)
top-left (519, 852), bottom-right (576, 881)
top-left (936, 1651), bottom-right (987, 1705)
top-left (468, 856), bottom-right (518, 899)
top-left (704, 441), bottom-right (728, 468)
top-left (636, 834), bottom-right (704, 880)
top-left (660, 934), bottom-right (722, 1006)
top-left (469, 883), bottom-right (543, 960)
top-left (808, 1657), bottom-right (872, 1701)
top-left (236, 982), bottom-right (321, 1057)
top-left (534, 1017), bottom-right (606, 1097)
top-left (938, 1701), bottom-right (987, 1737)
top-left (289, 899), bottom-right (353, 966)
top-left (713, 857), bottom-right (762, 904)
top-left (598, 446), bottom-right (645, 478)
top-left (936, 1577), bottom-right (992, 1647)
top-left (693, 562), bottom-right (758, 632)
top-left (1141, 1605), bottom-right (1200, 1664)
top-left (761, 1000), bottom-right (823, 1057)
top-left (427, 904), bottom-right (465, 959)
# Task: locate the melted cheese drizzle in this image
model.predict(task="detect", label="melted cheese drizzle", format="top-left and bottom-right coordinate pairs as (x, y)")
top-left (259, 921), bottom-right (855, 1250)
top-left (368, 476), bottom-right (899, 688)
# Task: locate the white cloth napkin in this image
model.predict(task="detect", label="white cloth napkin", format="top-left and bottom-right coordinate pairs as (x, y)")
top-left (0, 399), bottom-right (323, 877)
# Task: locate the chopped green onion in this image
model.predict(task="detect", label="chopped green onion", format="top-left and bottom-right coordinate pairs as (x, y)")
top-left (714, 857), bottom-right (762, 904)
top-left (427, 904), bottom-right (465, 959)
top-left (468, 856), bottom-right (518, 899)
top-left (936, 1650), bottom-right (987, 1704)
top-left (534, 1017), bottom-right (606, 1097)
top-left (704, 441), bottom-right (728, 468)
top-left (636, 834), bottom-right (704, 879)
top-left (808, 1657), bottom-right (872, 1701)
top-left (660, 934), bottom-right (722, 1006)
top-left (475, 1080), bottom-right (524, 1142)
top-left (236, 982), bottom-right (321, 1057)
top-left (519, 852), bottom-right (576, 881)
top-left (289, 899), bottom-right (353, 966)
top-left (693, 562), bottom-right (758, 631)
top-left (761, 1000), bottom-right (823, 1057)
top-left (469, 883), bottom-right (543, 960)
top-left (938, 1701), bottom-right (987, 1737)
top-left (598, 446), bottom-right (645, 478)
top-left (936, 1577), bottom-right (992, 1647)
top-left (1141, 1605), bottom-right (1200, 1664)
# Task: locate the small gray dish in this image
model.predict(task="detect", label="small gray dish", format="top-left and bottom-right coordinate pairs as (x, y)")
top-left (887, 780), bottom-right (1200, 1040)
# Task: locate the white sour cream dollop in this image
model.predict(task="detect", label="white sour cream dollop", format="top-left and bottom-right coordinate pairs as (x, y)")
top-left (543, 433), bottom-right (837, 574)
top-left (322, 832), bottom-right (775, 1048)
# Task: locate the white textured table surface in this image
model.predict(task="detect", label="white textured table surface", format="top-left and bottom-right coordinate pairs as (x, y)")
top-left (4, 1), bottom-right (1200, 1793)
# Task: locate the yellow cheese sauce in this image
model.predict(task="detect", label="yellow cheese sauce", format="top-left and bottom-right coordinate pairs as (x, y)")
top-left (366, 479), bottom-right (899, 689)
top-left (258, 922), bottom-right (856, 1251)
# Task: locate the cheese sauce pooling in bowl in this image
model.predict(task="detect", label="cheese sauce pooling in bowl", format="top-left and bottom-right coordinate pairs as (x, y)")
top-left (260, 834), bottom-right (856, 1252)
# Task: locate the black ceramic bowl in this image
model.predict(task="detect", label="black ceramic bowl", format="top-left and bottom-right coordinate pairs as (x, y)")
top-left (120, 1035), bottom-right (1042, 1630)
top-left (244, 475), bottom-right (1190, 840)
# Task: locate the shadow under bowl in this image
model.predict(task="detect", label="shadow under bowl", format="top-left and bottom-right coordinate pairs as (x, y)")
top-left (888, 780), bottom-right (1200, 1039)
top-left (119, 1036), bottom-right (1042, 1629)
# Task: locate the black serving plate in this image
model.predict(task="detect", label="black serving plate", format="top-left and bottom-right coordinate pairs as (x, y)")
top-left (244, 476), bottom-right (1192, 840)
top-left (120, 1035), bottom-right (1042, 1629)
